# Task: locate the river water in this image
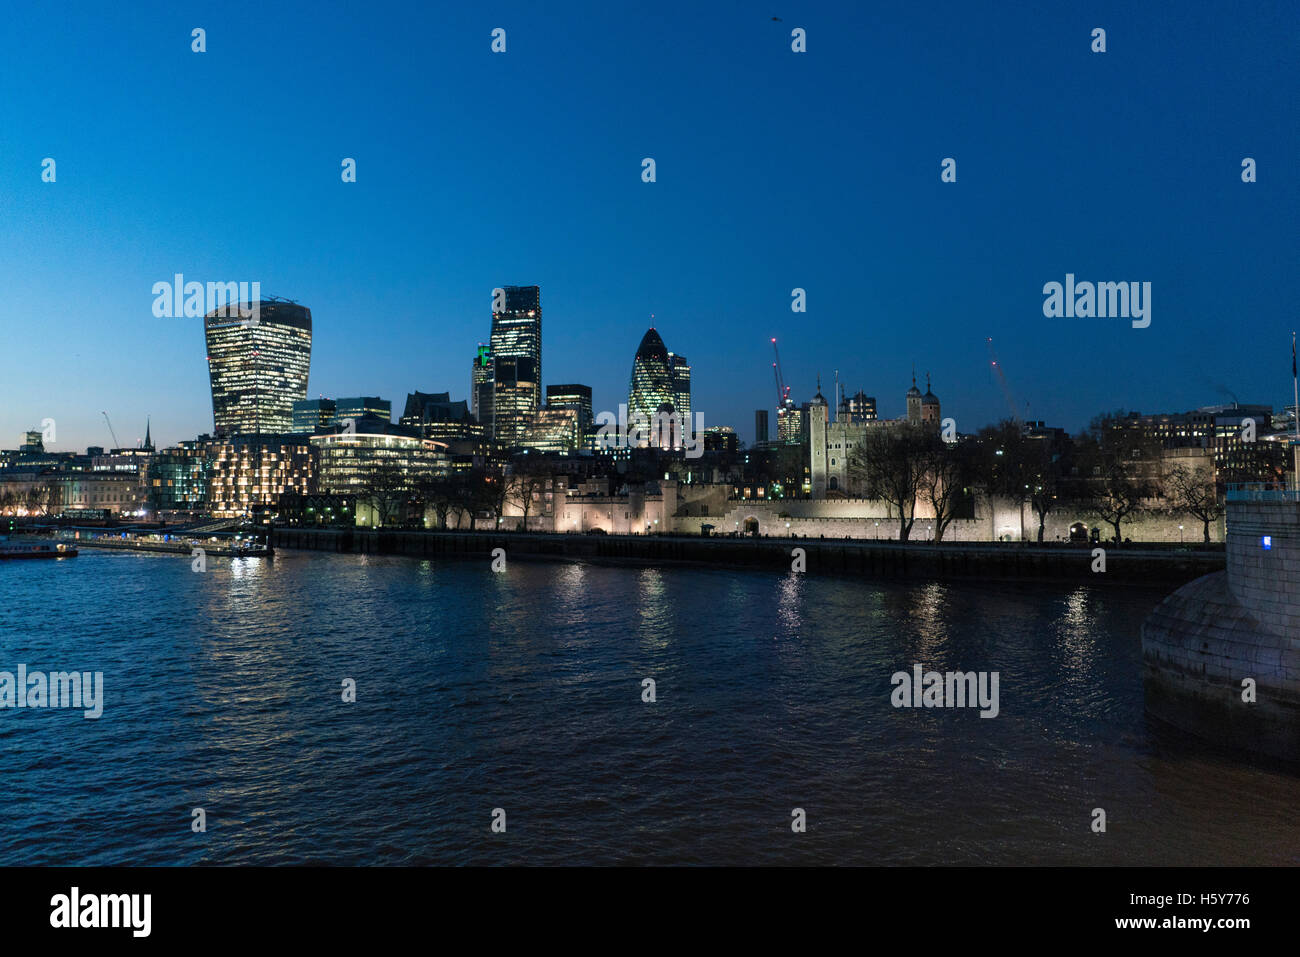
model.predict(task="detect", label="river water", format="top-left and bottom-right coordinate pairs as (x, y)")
top-left (0, 548), bottom-right (1295, 865)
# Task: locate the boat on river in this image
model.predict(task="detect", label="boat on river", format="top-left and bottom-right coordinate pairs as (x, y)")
top-left (0, 537), bottom-right (78, 559)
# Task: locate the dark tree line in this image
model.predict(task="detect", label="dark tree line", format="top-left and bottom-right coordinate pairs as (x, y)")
top-left (847, 411), bottom-right (1221, 543)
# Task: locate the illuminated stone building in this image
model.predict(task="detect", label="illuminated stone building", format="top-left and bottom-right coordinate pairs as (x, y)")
top-left (811, 375), bottom-right (941, 498)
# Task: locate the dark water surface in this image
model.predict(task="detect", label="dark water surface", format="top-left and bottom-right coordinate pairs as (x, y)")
top-left (0, 548), bottom-right (1295, 865)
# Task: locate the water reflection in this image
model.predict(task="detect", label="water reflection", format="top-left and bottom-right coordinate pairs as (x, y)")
top-left (1056, 587), bottom-right (1097, 683)
top-left (551, 563), bottom-right (588, 627)
top-left (6, 550), bottom-right (1294, 867)
top-left (776, 573), bottom-right (805, 637)
top-left (637, 568), bottom-right (670, 652)
top-left (908, 582), bottom-right (951, 663)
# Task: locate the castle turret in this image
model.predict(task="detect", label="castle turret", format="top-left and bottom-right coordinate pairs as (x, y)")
top-left (921, 374), bottom-right (940, 427)
top-left (906, 369), bottom-right (923, 424)
top-left (809, 380), bottom-right (830, 498)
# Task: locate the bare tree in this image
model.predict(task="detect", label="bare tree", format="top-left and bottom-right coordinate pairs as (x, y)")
top-left (26, 484), bottom-right (50, 517)
top-left (414, 475), bottom-right (457, 529)
top-left (847, 423), bottom-right (930, 541)
top-left (1075, 413), bottom-right (1159, 543)
top-left (1165, 464), bottom-right (1223, 543)
top-left (505, 459), bottom-right (549, 531)
top-left (472, 469), bottom-right (509, 530)
top-left (360, 470), bottom-right (412, 528)
top-left (918, 434), bottom-right (975, 542)
top-left (974, 421), bottom-right (1037, 541)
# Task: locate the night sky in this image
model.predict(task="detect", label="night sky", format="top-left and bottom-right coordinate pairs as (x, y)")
top-left (2, 0), bottom-right (1296, 450)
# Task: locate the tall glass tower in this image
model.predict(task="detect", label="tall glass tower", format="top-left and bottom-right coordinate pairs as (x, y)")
top-left (628, 327), bottom-right (676, 423)
top-left (669, 352), bottom-right (691, 420)
top-left (205, 301), bottom-right (312, 436)
top-left (471, 344), bottom-right (493, 423)
top-left (488, 286), bottom-right (541, 444)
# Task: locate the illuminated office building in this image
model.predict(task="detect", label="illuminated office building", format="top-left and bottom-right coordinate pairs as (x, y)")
top-left (400, 391), bottom-right (483, 444)
top-left (628, 327), bottom-right (696, 451)
top-left (546, 384), bottom-right (593, 432)
top-left (205, 301), bottom-right (312, 436)
top-left (313, 427), bottom-right (450, 526)
top-left (521, 408), bottom-right (579, 454)
top-left (293, 398), bottom-right (337, 432)
top-left (207, 433), bottom-right (315, 519)
top-left (669, 353), bottom-right (691, 421)
top-left (471, 344), bottom-right (493, 423)
top-left (488, 286), bottom-right (542, 444)
top-left (336, 396), bottom-right (391, 423)
top-left (143, 438), bottom-right (214, 513)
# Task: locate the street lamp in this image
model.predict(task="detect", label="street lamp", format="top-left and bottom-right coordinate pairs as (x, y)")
top-left (1178, 524), bottom-right (1184, 543)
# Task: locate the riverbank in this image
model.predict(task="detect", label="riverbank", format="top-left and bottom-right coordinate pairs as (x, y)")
top-left (74, 539), bottom-right (269, 558)
top-left (270, 527), bottom-right (1223, 584)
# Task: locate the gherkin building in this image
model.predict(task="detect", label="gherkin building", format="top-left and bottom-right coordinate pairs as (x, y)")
top-left (628, 328), bottom-right (676, 422)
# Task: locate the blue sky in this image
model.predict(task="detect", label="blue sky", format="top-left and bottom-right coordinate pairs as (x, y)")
top-left (2, 0), bottom-right (1297, 450)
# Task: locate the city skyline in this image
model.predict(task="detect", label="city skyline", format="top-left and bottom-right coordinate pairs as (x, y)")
top-left (2, 1), bottom-right (1297, 452)
top-left (2, 1), bottom-right (1298, 892)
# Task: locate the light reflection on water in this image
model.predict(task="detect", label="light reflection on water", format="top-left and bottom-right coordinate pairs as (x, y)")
top-left (0, 548), bottom-right (1295, 866)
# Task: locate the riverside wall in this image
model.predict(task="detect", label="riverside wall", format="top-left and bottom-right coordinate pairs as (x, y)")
top-left (1142, 497), bottom-right (1300, 761)
top-left (271, 527), bottom-right (1222, 585)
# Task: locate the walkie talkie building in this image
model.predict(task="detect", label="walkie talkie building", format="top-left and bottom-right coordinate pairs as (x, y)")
top-left (204, 301), bottom-right (313, 436)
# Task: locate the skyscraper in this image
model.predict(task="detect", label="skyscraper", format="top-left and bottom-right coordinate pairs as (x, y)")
top-left (489, 286), bottom-right (542, 444)
top-left (471, 344), bottom-right (493, 423)
top-left (669, 353), bottom-right (691, 421)
top-left (755, 409), bottom-right (769, 446)
top-left (628, 327), bottom-right (689, 448)
top-left (205, 301), bottom-right (312, 436)
top-left (546, 384), bottom-right (593, 432)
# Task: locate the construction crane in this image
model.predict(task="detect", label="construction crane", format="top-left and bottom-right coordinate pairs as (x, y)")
top-left (985, 338), bottom-right (1023, 428)
top-left (101, 411), bottom-right (121, 450)
top-left (770, 337), bottom-right (791, 409)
